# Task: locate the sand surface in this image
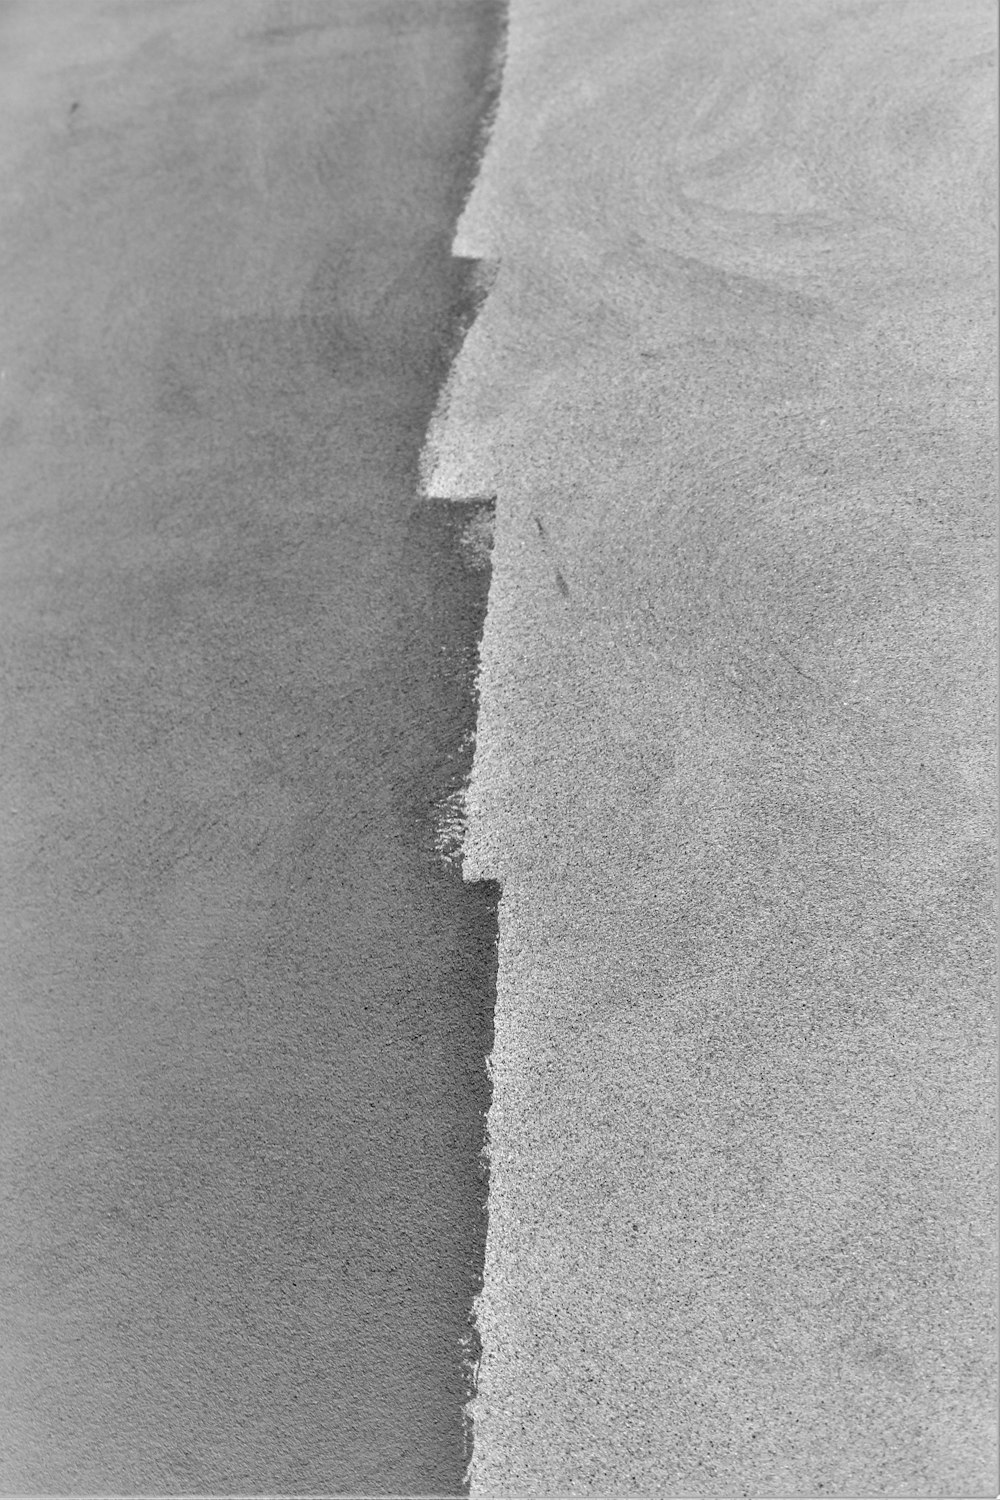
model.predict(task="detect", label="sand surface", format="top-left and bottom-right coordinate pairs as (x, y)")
top-left (0, 2), bottom-right (502, 1490)
top-left (425, 1), bottom-right (999, 1493)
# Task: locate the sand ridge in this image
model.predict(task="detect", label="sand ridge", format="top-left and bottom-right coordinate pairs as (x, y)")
top-left (428, 1), bottom-right (999, 1493)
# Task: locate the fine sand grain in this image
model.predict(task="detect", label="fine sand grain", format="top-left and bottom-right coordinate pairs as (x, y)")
top-left (426, 1), bottom-right (999, 1493)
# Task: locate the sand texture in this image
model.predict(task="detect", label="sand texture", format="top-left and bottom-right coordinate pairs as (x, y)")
top-left (424, 1), bottom-right (1000, 1493)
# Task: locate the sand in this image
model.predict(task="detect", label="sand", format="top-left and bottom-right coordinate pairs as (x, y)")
top-left (425, 0), bottom-right (1000, 1492)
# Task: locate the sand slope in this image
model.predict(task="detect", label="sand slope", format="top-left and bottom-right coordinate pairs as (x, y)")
top-left (426, 1), bottom-right (999, 1492)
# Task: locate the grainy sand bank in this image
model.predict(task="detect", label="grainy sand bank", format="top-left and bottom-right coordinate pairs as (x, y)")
top-left (428, 1), bottom-right (999, 1493)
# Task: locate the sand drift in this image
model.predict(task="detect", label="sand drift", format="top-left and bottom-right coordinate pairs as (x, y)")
top-left (425, 0), bottom-right (998, 1493)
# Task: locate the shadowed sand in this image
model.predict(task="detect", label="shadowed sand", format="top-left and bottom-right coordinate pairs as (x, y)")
top-left (0, 1), bottom-right (503, 1491)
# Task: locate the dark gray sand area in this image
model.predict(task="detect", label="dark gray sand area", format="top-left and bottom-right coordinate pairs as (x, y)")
top-left (0, 1), bottom-right (503, 1491)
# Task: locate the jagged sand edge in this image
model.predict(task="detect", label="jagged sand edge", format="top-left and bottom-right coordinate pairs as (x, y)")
top-left (411, 11), bottom-right (512, 1486)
